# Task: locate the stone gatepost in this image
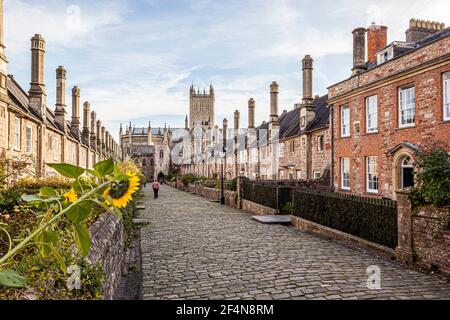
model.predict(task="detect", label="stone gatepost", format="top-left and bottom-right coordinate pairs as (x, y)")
top-left (395, 189), bottom-right (414, 265)
top-left (237, 173), bottom-right (246, 210)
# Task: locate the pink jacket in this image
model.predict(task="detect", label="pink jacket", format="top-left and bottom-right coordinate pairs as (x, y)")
top-left (152, 181), bottom-right (160, 190)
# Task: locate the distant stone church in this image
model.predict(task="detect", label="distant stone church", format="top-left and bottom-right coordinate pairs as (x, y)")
top-left (189, 84), bottom-right (215, 129)
top-left (120, 123), bottom-right (173, 182)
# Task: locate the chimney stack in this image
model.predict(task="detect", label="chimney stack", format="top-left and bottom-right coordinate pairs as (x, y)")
top-left (302, 55), bottom-right (314, 105)
top-left (223, 118), bottom-right (228, 147)
top-left (367, 23), bottom-right (388, 62)
top-left (55, 66), bottom-right (67, 130)
top-left (270, 81), bottom-right (279, 123)
top-left (352, 28), bottom-right (367, 76)
top-left (82, 101), bottom-right (90, 145)
top-left (101, 126), bottom-right (106, 153)
top-left (234, 110), bottom-right (240, 131)
top-left (406, 18), bottom-right (445, 42)
top-left (90, 111), bottom-right (97, 149)
top-left (29, 34), bottom-right (47, 116)
top-left (97, 120), bottom-right (102, 151)
top-left (71, 86), bottom-right (81, 137)
top-left (248, 98), bottom-right (255, 129)
top-left (0, 0), bottom-right (8, 96)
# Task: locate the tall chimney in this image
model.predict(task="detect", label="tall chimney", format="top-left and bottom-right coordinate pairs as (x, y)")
top-left (101, 126), bottom-right (106, 153)
top-left (54, 66), bottom-right (67, 130)
top-left (223, 118), bottom-right (228, 148)
top-left (0, 0), bottom-right (7, 96)
top-left (234, 110), bottom-right (240, 131)
top-left (90, 111), bottom-right (97, 149)
top-left (82, 101), bottom-right (90, 145)
top-left (302, 55), bottom-right (314, 105)
top-left (97, 120), bottom-right (102, 151)
top-left (367, 23), bottom-right (387, 62)
top-left (270, 81), bottom-right (279, 123)
top-left (71, 86), bottom-right (81, 137)
top-left (352, 28), bottom-right (367, 76)
top-left (248, 98), bottom-right (255, 129)
top-left (29, 34), bottom-right (47, 116)
top-left (406, 18), bottom-right (445, 42)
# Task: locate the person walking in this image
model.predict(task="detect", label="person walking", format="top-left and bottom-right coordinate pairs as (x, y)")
top-left (152, 179), bottom-right (160, 199)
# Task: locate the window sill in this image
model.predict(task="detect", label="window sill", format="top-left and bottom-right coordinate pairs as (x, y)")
top-left (340, 136), bottom-right (351, 139)
top-left (396, 124), bottom-right (416, 131)
top-left (340, 188), bottom-right (351, 192)
top-left (367, 190), bottom-right (379, 195)
top-left (440, 119), bottom-right (450, 124)
top-left (365, 130), bottom-right (378, 135)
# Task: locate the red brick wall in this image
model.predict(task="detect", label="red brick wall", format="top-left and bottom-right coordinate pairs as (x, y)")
top-left (367, 25), bottom-right (387, 62)
top-left (331, 44), bottom-right (450, 198)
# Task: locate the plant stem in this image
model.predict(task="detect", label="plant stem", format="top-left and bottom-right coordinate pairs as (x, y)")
top-left (0, 181), bottom-right (113, 268)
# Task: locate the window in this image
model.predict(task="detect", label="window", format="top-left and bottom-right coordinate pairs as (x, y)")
top-left (160, 150), bottom-right (164, 159)
top-left (279, 170), bottom-right (285, 180)
top-left (401, 156), bottom-right (414, 189)
top-left (13, 117), bottom-right (21, 150)
top-left (317, 135), bottom-right (324, 152)
top-left (279, 143), bottom-right (285, 157)
top-left (314, 171), bottom-right (321, 180)
top-left (341, 106), bottom-right (350, 137)
top-left (444, 72), bottom-right (450, 121)
top-left (366, 156), bottom-right (379, 193)
top-left (341, 158), bottom-right (350, 190)
top-left (366, 95), bottom-right (378, 133)
top-left (53, 137), bottom-right (60, 161)
top-left (399, 86), bottom-right (415, 127)
top-left (289, 141), bottom-right (295, 153)
top-left (72, 144), bottom-right (77, 164)
top-left (26, 126), bottom-right (33, 153)
top-left (301, 116), bottom-right (306, 127)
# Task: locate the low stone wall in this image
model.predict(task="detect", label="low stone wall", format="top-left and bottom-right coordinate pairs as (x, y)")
top-left (412, 206), bottom-right (450, 276)
top-left (291, 216), bottom-right (395, 259)
top-left (242, 199), bottom-right (278, 215)
top-left (225, 190), bottom-right (238, 208)
top-left (87, 212), bottom-right (124, 300)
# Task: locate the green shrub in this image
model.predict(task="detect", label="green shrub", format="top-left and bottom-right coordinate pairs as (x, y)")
top-left (411, 148), bottom-right (450, 208)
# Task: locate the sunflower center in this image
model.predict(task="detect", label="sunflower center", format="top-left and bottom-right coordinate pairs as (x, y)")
top-left (109, 180), bottom-right (130, 199)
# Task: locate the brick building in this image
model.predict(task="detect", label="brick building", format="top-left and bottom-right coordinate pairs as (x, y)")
top-left (0, 1), bottom-right (120, 179)
top-left (328, 19), bottom-right (450, 199)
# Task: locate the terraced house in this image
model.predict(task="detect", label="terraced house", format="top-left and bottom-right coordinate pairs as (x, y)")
top-left (328, 19), bottom-right (450, 199)
top-left (0, 1), bottom-right (121, 179)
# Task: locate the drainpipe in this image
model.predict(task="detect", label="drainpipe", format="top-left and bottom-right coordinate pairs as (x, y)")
top-left (330, 104), bottom-right (335, 191)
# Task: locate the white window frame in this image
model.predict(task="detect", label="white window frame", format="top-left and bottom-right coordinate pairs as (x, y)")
top-left (313, 171), bottom-right (321, 180)
top-left (444, 72), bottom-right (450, 121)
top-left (366, 156), bottom-right (379, 193)
top-left (13, 117), bottom-right (21, 150)
top-left (366, 95), bottom-right (378, 133)
top-left (341, 158), bottom-right (350, 190)
top-left (399, 86), bottom-right (415, 128)
top-left (26, 126), bottom-right (33, 154)
top-left (341, 106), bottom-right (350, 137)
top-left (317, 135), bottom-right (324, 152)
top-left (72, 144), bottom-right (77, 164)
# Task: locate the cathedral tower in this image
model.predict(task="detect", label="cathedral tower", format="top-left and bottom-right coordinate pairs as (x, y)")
top-left (189, 84), bottom-right (215, 130)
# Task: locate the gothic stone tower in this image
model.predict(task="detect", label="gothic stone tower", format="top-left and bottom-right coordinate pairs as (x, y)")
top-left (189, 84), bottom-right (215, 130)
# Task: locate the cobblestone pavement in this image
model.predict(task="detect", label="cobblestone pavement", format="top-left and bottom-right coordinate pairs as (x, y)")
top-left (140, 186), bottom-right (450, 300)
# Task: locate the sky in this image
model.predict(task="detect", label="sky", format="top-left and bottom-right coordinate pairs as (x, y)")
top-left (3, 0), bottom-right (450, 140)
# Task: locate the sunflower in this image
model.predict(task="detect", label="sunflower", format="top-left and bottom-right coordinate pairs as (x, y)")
top-left (104, 172), bottom-right (140, 208)
top-left (64, 188), bottom-right (78, 203)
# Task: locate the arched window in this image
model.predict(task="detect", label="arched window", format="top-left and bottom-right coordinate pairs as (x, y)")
top-left (160, 150), bottom-right (164, 159)
top-left (401, 156), bottom-right (414, 189)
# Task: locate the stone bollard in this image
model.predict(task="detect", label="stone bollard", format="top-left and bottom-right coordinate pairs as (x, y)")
top-left (395, 189), bottom-right (414, 265)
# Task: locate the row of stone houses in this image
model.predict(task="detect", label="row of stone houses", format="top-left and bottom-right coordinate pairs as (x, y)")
top-left (0, 1), bottom-right (120, 179)
top-left (177, 18), bottom-right (449, 200)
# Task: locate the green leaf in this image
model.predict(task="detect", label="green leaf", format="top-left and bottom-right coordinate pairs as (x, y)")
top-left (34, 229), bottom-right (58, 258)
top-left (93, 159), bottom-right (114, 177)
top-left (74, 223), bottom-right (91, 257)
top-left (39, 186), bottom-right (57, 198)
top-left (0, 269), bottom-right (27, 288)
top-left (65, 201), bottom-right (93, 224)
top-left (21, 194), bottom-right (43, 203)
top-left (47, 163), bottom-right (85, 179)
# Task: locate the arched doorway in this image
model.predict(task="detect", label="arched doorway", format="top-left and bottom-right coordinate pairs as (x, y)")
top-left (390, 143), bottom-right (418, 194)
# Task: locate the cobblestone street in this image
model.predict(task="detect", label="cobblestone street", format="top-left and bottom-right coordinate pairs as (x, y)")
top-left (140, 186), bottom-right (450, 300)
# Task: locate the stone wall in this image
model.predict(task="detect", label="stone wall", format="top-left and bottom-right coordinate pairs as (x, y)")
top-left (87, 212), bottom-right (124, 300)
top-left (242, 199), bottom-right (278, 215)
top-left (412, 206), bottom-right (450, 276)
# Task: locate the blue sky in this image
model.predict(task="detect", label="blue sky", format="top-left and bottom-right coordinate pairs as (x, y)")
top-left (4, 0), bottom-right (450, 139)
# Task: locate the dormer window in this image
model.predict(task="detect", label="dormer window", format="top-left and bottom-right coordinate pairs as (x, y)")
top-left (377, 46), bottom-right (394, 65)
